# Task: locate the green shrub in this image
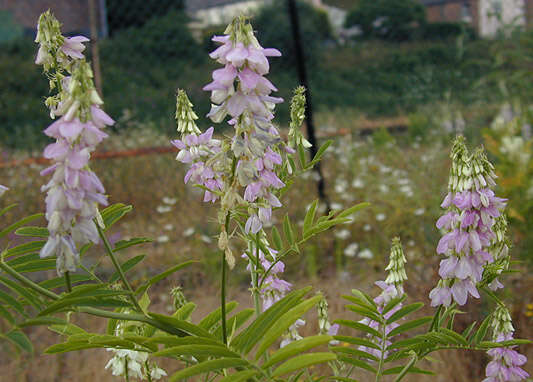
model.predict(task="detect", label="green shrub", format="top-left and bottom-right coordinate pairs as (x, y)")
top-left (106, 0), bottom-right (185, 35)
top-left (345, 0), bottom-right (426, 41)
top-left (422, 22), bottom-right (476, 40)
top-left (0, 38), bottom-right (50, 149)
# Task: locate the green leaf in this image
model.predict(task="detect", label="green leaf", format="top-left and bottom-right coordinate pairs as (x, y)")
top-left (0, 304), bottom-right (14, 324)
top-left (154, 344), bottom-right (239, 358)
top-left (388, 316), bottom-right (432, 337)
top-left (303, 200), bottom-right (318, 236)
top-left (198, 302), bottom-right (238, 332)
top-left (145, 336), bottom-right (221, 347)
top-left (100, 203), bottom-right (132, 229)
top-left (19, 316), bottom-right (69, 327)
top-left (382, 295), bottom-right (407, 315)
top-left (15, 226), bottom-right (49, 238)
top-left (256, 294), bottom-right (323, 359)
top-left (233, 287), bottom-right (311, 354)
top-left (38, 295), bottom-right (131, 316)
top-left (0, 213), bottom-right (44, 239)
top-left (463, 321), bottom-right (477, 343)
top-left (169, 358), bottom-right (249, 382)
top-left (351, 289), bottom-right (377, 308)
top-left (333, 335), bottom-right (380, 350)
top-left (174, 302), bottom-right (196, 321)
top-left (263, 335), bottom-right (333, 368)
top-left (473, 314), bottom-right (492, 344)
top-left (383, 366), bottom-right (434, 375)
top-left (479, 339), bottom-right (532, 348)
top-left (4, 240), bottom-right (45, 259)
top-left (346, 305), bottom-right (382, 323)
top-left (13, 258), bottom-right (56, 273)
top-left (307, 140), bottom-right (332, 167)
top-left (0, 276), bottom-right (42, 309)
top-left (5, 329), bottom-right (33, 353)
top-left (109, 255), bottom-right (146, 283)
top-left (0, 289), bottom-right (27, 316)
top-left (44, 342), bottom-right (95, 354)
top-left (303, 217), bottom-right (351, 239)
top-left (136, 260), bottom-right (195, 295)
top-left (438, 328), bottom-right (468, 346)
top-left (0, 204), bottom-right (17, 218)
top-left (331, 346), bottom-right (379, 362)
top-left (335, 319), bottom-right (380, 338)
top-left (39, 274), bottom-right (93, 289)
top-left (298, 143), bottom-right (307, 167)
top-left (272, 352), bottom-right (336, 377)
top-left (218, 370), bottom-right (258, 382)
top-left (341, 294), bottom-right (376, 311)
top-left (148, 313), bottom-right (213, 338)
top-left (114, 237), bottom-right (152, 252)
top-left (387, 336), bottom-right (428, 350)
top-left (271, 226), bottom-right (282, 250)
top-left (336, 355), bottom-right (376, 373)
top-left (214, 309), bottom-right (254, 339)
top-left (49, 323), bottom-right (87, 336)
top-left (335, 202), bottom-right (370, 220)
top-left (386, 303), bottom-right (424, 324)
top-left (283, 214), bottom-right (295, 244)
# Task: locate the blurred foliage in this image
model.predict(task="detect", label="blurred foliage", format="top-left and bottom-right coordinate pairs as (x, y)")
top-left (345, 0), bottom-right (426, 41)
top-left (0, 39), bottom-right (50, 149)
top-left (253, 0), bottom-right (332, 70)
top-left (105, 0), bottom-right (185, 36)
top-left (2, 10), bottom-right (533, 151)
top-left (100, 9), bottom-right (208, 134)
top-left (421, 22), bottom-right (476, 41)
top-left (483, 102), bottom-right (533, 264)
top-left (0, 11), bottom-right (23, 43)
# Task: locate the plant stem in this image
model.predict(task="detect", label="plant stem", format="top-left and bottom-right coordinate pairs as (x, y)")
top-left (96, 223), bottom-right (142, 312)
top-left (221, 247), bottom-right (227, 345)
top-left (220, 212), bottom-right (231, 346)
top-left (0, 260), bottom-right (59, 300)
top-left (64, 271), bottom-right (72, 292)
top-left (252, 233), bottom-right (262, 317)
top-left (375, 314), bottom-right (387, 382)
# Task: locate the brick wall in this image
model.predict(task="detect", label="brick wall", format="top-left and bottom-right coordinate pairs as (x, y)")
top-left (424, 0), bottom-right (479, 31)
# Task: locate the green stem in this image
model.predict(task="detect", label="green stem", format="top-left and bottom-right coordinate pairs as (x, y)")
top-left (220, 212), bottom-right (231, 346)
top-left (221, 248), bottom-right (227, 345)
top-left (96, 223), bottom-right (142, 312)
top-left (64, 271), bottom-right (72, 293)
top-left (252, 233), bottom-right (262, 317)
top-left (145, 360), bottom-right (153, 382)
top-left (375, 315), bottom-right (387, 382)
top-left (393, 354), bottom-right (417, 382)
top-left (0, 260), bottom-right (59, 300)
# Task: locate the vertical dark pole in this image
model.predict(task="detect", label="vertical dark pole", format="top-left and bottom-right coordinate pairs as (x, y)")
top-left (287, 0), bottom-right (330, 210)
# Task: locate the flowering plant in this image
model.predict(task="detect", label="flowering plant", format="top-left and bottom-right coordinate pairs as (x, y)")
top-left (0, 13), bottom-right (530, 382)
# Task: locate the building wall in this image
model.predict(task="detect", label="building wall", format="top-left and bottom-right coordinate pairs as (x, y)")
top-left (478, 0), bottom-right (526, 36)
top-left (0, 0), bottom-right (91, 35)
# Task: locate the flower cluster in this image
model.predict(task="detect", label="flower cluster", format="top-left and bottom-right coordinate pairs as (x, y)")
top-left (317, 296), bottom-right (339, 343)
top-left (483, 305), bottom-right (529, 382)
top-left (0, 185), bottom-right (7, 197)
top-left (105, 316), bottom-right (167, 380)
top-left (359, 238), bottom-right (407, 359)
top-left (430, 137), bottom-right (506, 306)
top-left (203, 17), bottom-right (286, 234)
top-left (35, 11), bottom-right (113, 274)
